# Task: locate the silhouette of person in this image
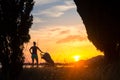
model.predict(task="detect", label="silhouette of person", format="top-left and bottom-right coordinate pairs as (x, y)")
top-left (29, 41), bottom-right (43, 67)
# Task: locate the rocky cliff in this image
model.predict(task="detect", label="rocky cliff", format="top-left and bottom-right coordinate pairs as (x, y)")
top-left (74, 0), bottom-right (120, 61)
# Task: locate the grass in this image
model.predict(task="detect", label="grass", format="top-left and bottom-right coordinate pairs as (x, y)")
top-left (2, 55), bottom-right (120, 80)
top-left (18, 61), bottom-right (101, 80)
top-left (18, 66), bottom-right (85, 80)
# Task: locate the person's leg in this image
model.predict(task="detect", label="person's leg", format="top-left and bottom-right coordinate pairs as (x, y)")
top-left (32, 58), bottom-right (34, 67)
top-left (36, 58), bottom-right (38, 67)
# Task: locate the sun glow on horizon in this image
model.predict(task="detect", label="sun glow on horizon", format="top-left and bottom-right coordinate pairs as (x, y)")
top-left (23, 0), bottom-right (104, 63)
top-left (73, 55), bottom-right (81, 62)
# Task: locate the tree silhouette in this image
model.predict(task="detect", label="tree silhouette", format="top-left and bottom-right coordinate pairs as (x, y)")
top-left (0, 0), bottom-right (34, 80)
top-left (74, 0), bottom-right (120, 61)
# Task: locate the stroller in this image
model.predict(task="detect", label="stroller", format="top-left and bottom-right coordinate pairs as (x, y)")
top-left (40, 52), bottom-right (54, 66)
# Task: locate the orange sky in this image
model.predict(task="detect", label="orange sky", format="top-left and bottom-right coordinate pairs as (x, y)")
top-left (23, 0), bottom-right (104, 63)
top-left (23, 25), bottom-right (103, 63)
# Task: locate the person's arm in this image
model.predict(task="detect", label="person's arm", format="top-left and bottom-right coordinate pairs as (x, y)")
top-left (29, 47), bottom-right (32, 54)
top-left (37, 47), bottom-right (43, 53)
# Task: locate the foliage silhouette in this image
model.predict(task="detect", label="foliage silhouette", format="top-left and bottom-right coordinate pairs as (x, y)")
top-left (0, 0), bottom-right (34, 80)
top-left (74, 0), bottom-right (120, 61)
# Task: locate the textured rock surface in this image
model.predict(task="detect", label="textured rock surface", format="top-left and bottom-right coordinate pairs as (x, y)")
top-left (73, 1), bottom-right (120, 80)
top-left (74, 0), bottom-right (120, 60)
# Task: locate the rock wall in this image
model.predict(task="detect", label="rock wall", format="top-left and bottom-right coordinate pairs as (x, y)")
top-left (74, 0), bottom-right (120, 60)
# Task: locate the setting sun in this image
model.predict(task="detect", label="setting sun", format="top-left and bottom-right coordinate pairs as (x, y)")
top-left (23, 0), bottom-right (103, 63)
top-left (73, 55), bottom-right (80, 62)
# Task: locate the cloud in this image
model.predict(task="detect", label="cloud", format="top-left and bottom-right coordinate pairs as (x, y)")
top-left (40, 9), bottom-right (64, 17)
top-left (33, 17), bottom-right (45, 24)
top-left (34, 0), bottom-right (75, 6)
top-left (49, 28), bottom-right (61, 32)
top-left (34, 0), bottom-right (57, 6)
top-left (64, 0), bottom-right (75, 6)
top-left (59, 30), bottom-right (70, 35)
top-left (56, 35), bottom-right (87, 43)
top-left (39, 1), bottom-right (76, 17)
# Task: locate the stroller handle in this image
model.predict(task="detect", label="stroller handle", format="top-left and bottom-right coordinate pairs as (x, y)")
top-left (39, 52), bottom-right (47, 56)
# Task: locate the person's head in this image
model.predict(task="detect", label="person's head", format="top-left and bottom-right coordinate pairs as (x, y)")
top-left (33, 41), bottom-right (36, 45)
